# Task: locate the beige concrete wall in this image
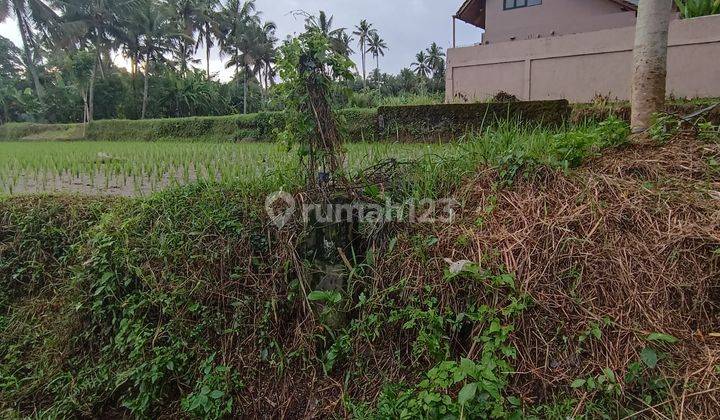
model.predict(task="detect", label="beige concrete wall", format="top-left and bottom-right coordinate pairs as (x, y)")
top-left (484, 0), bottom-right (637, 43)
top-left (446, 14), bottom-right (720, 103)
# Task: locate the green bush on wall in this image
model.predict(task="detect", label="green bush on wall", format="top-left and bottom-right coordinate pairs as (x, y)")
top-left (81, 109), bottom-right (378, 142)
top-left (85, 115), bottom-right (242, 142)
top-left (377, 100), bottom-right (571, 141)
top-left (1, 101), bottom-right (573, 143)
top-left (0, 122), bottom-right (84, 141)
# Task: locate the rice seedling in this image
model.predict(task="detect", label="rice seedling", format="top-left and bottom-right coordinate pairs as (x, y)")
top-left (0, 141), bottom-right (465, 196)
top-left (0, 120), bottom-right (624, 197)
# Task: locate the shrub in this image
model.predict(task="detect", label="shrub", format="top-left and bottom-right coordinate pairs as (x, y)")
top-left (0, 122), bottom-right (83, 141)
top-left (85, 115), bottom-right (241, 142)
top-left (675, 0), bottom-right (720, 18)
top-left (338, 108), bottom-right (378, 141)
top-left (378, 100), bottom-right (571, 142)
top-left (492, 91), bottom-right (519, 103)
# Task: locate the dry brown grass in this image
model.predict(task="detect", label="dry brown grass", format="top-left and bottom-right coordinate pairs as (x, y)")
top-left (326, 133), bottom-right (720, 417)
top-left (10, 133), bottom-right (713, 418)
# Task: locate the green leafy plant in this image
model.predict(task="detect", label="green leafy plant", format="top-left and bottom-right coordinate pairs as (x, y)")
top-left (596, 115), bottom-right (631, 147)
top-left (570, 368), bottom-right (621, 397)
top-left (698, 120), bottom-right (720, 141)
top-left (308, 290), bottom-right (343, 304)
top-left (376, 269), bottom-right (526, 419)
top-left (675, 0), bottom-right (720, 18)
top-left (275, 27), bottom-right (355, 179)
top-left (648, 113), bottom-right (681, 143)
top-left (549, 116), bottom-right (630, 170)
top-left (646, 332), bottom-right (680, 344)
top-left (181, 354), bottom-right (242, 418)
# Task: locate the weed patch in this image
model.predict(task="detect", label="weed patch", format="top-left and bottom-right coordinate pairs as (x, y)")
top-left (1, 127), bottom-right (719, 418)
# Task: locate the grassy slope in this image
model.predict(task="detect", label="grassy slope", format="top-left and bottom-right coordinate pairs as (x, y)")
top-left (1, 121), bottom-right (719, 418)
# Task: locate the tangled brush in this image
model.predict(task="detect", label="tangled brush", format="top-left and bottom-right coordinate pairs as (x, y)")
top-left (350, 133), bottom-right (720, 417)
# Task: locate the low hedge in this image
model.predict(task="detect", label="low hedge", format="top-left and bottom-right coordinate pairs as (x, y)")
top-left (82, 109), bottom-right (378, 142)
top-left (338, 107), bottom-right (378, 141)
top-left (377, 100), bottom-right (571, 141)
top-left (1, 101), bottom-right (574, 143)
top-left (0, 122), bottom-right (84, 141)
top-left (85, 114), bottom-right (242, 142)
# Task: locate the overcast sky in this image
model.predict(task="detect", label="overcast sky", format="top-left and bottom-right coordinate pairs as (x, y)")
top-left (0, 0), bottom-right (482, 80)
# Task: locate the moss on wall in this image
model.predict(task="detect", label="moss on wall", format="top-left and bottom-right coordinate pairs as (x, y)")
top-left (377, 100), bottom-right (572, 141)
top-left (570, 102), bottom-right (720, 125)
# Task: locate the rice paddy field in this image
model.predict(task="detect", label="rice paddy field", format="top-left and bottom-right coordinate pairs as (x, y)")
top-left (0, 141), bottom-right (464, 196)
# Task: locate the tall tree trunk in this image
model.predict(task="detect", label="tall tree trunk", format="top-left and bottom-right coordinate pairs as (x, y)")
top-left (376, 55), bottom-right (380, 90)
top-left (235, 61), bottom-right (241, 112)
top-left (87, 39), bottom-right (104, 122)
top-left (98, 49), bottom-right (106, 79)
top-left (181, 42), bottom-right (187, 74)
top-left (81, 88), bottom-right (89, 138)
top-left (631, 0), bottom-right (674, 133)
top-left (243, 70), bottom-right (248, 114)
top-left (15, 12), bottom-right (44, 100)
top-left (88, 60), bottom-right (97, 122)
top-left (361, 40), bottom-right (366, 87)
top-left (206, 25), bottom-right (212, 80)
top-left (142, 52), bottom-right (150, 119)
top-left (265, 65), bottom-right (269, 94)
top-left (256, 66), bottom-right (265, 109)
top-left (131, 52), bottom-right (138, 103)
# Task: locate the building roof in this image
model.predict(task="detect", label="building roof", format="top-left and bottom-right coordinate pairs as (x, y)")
top-left (455, 0), bottom-right (486, 28)
top-left (609, 0), bottom-right (639, 9)
top-left (455, 0), bottom-right (638, 29)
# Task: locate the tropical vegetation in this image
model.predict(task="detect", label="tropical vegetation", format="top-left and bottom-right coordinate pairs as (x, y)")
top-left (0, 1), bottom-right (447, 124)
top-left (675, 0), bottom-right (720, 18)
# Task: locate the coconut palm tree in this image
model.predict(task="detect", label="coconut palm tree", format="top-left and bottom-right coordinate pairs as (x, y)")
top-left (194, 0), bottom-right (219, 80)
top-left (305, 10), bottom-right (349, 58)
top-left (54, 0), bottom-right (138, 121)
top-left (352, 19), bottom-right (375, 85)
top-left (217, 0), bottom-right (259, 114)
top-left (366, 31), bottom-right (387, 78)
top-left (335, 30), bottom-right (354, 57)
top-left (255, 20), bottom-right (276, 96)
top-left (132, 0), bottom-right (176, 119)
top-left (411, 51), bottom-right (431, 79)
top-left (168, 0), bottom-right (201, 74)
top-left (426, 42), bottom-right (445, 78)
top-left (0, 0), bottom-right (57, 99)
top-left (304, 10), bottom-right (343, 38)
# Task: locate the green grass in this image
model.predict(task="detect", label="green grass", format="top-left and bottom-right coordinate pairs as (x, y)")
top-left (0, 118), bottom-right (630, 197)
top-left (7, 118), bottom-right (683, 419)
top-left (0, 140), bottom-right (464, 196)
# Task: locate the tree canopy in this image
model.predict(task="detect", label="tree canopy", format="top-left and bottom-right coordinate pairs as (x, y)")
top-left (0, 3), bottom-right (447, 124)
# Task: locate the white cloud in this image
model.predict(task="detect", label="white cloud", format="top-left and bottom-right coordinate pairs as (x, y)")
top-left (0, 21), bottom-right (23, 46)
